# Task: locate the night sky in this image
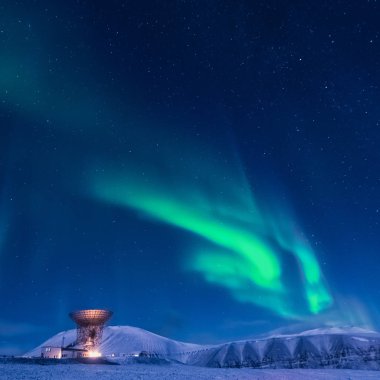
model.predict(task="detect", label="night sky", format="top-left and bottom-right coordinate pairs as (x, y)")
top-left (1, 1), bottom-right (380, 354)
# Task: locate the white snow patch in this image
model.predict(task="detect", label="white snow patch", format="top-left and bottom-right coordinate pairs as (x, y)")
top-left (352, 337), bottom-right (369, 342)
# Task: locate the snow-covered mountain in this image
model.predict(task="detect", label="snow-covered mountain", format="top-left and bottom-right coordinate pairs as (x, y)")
top-left (26, 326), bottom-right (380, 370)
top-left (25, 325), bottom-right (204, 358)
top-left (185, 326), bottom-right (380, 369)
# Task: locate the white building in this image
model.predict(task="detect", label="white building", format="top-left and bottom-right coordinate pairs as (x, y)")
top-left (41, 346), bottom-right (87, 359)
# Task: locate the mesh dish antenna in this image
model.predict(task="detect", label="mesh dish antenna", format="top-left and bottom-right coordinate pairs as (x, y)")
top-left (69, 309), bottom-right (113, 349)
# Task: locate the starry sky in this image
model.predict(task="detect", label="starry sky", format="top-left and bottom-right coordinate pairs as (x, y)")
top-left (1, 1), bottom-right (380, 354)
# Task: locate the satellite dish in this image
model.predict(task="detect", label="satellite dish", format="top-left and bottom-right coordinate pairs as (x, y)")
top-left (69, 309), bottom-right (113, 326)
top-left (69, 309), bottom-right (113, 349)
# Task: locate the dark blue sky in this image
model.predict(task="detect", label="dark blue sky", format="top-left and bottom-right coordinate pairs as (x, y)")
top-left (1, 1), bottom-right (380, 354)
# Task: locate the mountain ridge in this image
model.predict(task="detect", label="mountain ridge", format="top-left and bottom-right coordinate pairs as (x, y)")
top-left (26, 325), bottom-right (380, 370)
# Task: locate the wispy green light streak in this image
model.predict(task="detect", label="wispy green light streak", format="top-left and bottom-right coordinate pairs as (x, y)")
top-left (91, 171), bottom-right (332, 318)
top-left (93, 182), bottom-right (282, 290)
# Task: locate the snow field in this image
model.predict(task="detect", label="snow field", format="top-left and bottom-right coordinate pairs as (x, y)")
top-left (1, 363), bottom-right (380, 380)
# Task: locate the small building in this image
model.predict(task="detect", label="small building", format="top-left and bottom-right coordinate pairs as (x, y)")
top-left (41, 346), bottom-right (87, 359)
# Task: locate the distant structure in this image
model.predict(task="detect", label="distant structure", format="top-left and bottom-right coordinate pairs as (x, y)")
top-left (69, 309), bottom-right (113, 350)
top-left (39, 309), bottom-right (113, 359)
top-left (41, 345), bottom-right (86, 359)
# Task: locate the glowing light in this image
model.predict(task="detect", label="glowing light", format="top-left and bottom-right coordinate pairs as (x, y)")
top-left (87, 350), bottom-right (102, 358)
top-left (90, 166), bottom-right (333, 318)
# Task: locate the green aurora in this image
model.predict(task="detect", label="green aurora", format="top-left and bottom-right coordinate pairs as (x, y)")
top-left (91, 161), bottom-right (333, 318)
top-left (0, 12), bottom-right (332, 319)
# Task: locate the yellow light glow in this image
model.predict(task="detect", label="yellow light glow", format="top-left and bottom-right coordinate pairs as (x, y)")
top-left (88, 350), bottom-right (101, 358)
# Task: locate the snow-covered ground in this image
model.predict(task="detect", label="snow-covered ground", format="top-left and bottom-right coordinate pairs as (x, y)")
top-left (17, 326), bottom-right (380, 378)
top-left (1, 363), bottom-right (380, 380)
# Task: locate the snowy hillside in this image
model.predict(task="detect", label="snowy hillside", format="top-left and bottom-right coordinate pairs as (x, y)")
top-left (184, 327), bottom-right (380, 369)
top-left (26, 326), bottom-right (380, 370)
top-left (25, 325), bottom-right (204, 358)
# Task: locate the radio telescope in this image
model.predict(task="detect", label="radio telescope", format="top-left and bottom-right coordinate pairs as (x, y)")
top-left (69, 309), bottom-right (113, 349)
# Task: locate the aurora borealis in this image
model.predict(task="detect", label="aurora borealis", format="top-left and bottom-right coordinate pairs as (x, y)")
top-left (90, 154), bottom-right (332, 318)
top-left (1, 1), bottom-right (380, 354)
